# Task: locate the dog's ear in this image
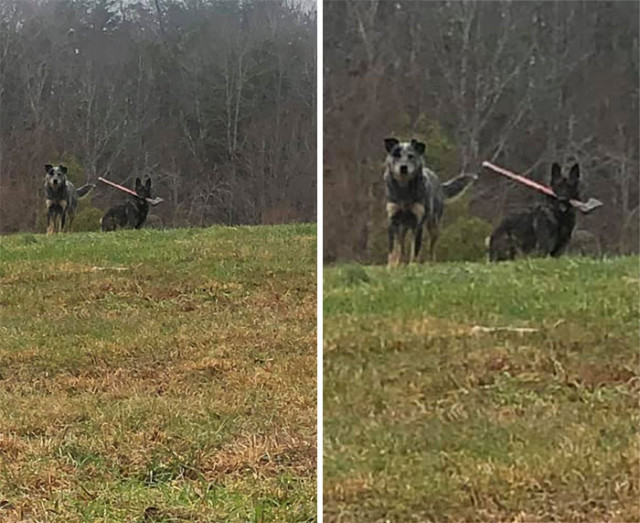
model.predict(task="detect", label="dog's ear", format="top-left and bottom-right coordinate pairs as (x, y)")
top-left (135, 178), bottom-right (142, 190)
top-left (45, 164), bottom-right (53, 173)
top-left (568, 163), bottom-right (580, 183)
top-left (145, 178), bottom-right (151, 189)
top-left (59, 165), bottom-right (67, 174)
top-left (411, 140), bottom-right (426, 156)
top-left (384, 138), bottom-right (399, 153)
top-left (550, 163), bottom-right (562, 184)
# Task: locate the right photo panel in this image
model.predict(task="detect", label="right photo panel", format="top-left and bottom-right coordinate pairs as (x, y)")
top-left (323, 1), bottom-right (639, 521)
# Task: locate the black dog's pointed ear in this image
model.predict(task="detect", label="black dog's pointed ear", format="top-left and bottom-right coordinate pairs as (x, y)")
top-left (411, 140), bottom-right (426, 156)
top-left (568, 163), bottom-right (580, 183)
top-left (550, 162), bottom-right (562, 184)
top-left (145, 178), bottom-right (151, 189)
top-left (45, 164), bottom-right (53, 173)
top-left (135, 178), bottom-right (142, 190)
top-left (384, 137), bottom-right (399, 153)
top-left (59, 165), bottom-right (67, 174)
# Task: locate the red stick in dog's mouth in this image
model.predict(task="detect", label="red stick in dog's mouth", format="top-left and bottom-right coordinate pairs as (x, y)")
top-left (482, 161), bottom-right (603, 214)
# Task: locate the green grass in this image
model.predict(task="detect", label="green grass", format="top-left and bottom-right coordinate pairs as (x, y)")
top-left (0, 225), bottom-right (316, 522)
top-left (324, 256), bottom-right (639, 522)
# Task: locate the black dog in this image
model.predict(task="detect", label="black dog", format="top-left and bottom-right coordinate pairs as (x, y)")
top-left (101, 178), bottom-right (152, 231)
top-left (44, 164), bottom-right (95, 234)
top-left (384, 138), bottom-right (477, 265)
top-left (488, 163), bottom-right (580, 261)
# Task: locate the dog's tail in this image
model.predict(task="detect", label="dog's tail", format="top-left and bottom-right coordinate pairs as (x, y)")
top-left (442, 173), bottom-right (477, 200)
top-left (76, 184), bottom-right (96, 198)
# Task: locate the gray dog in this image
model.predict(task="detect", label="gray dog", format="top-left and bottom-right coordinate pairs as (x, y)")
top-left (384, 138), bottom-right (477, 266)
top-left (44, 164), bottom-right (95, 234)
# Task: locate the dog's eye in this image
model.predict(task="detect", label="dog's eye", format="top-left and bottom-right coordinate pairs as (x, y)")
top-left (391, 149), bottom-right (401, 158)
top-left (407, 154), bottom-right (415, 160)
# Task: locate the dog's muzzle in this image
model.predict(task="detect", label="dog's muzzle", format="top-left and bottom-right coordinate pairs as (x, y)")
top-left (393, 165), bottom-right (412, 184)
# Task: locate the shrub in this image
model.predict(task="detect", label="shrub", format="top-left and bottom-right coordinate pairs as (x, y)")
top-left (72, 205), bottom-right (102, 232)
top-left (436, 216), bottom-right (493, 262)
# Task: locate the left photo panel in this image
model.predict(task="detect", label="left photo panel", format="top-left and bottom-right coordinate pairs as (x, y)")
top-left (0, 0), bottom-right (317, 521)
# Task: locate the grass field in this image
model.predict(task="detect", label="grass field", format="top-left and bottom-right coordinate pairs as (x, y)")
top-left (0, 225), bottom-right (316, 521)
top-left (324, 256), bottom-right (639, 522)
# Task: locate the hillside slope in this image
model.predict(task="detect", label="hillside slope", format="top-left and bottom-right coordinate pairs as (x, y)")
top-left (0, 225), bottom-right (316, 521)
top-left (324, 257), bottom-right (639, 522)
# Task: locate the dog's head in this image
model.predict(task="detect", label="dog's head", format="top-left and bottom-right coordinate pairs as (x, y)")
top-left (549, 163), bottom-right (580, 212)
top-left (45, 164), bottom-right (68, 190)
top-left (134, 177), bottom-right (152, 200)
top-left (384, 138), bottom-right (426, 185)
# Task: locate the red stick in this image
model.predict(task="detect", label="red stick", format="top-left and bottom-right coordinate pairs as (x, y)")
top-left (482, 161), bottom-right (556, 197)
top-left (99, 177), bottom-right (139, 197)
top-left (98, 177), bottom-right (163, 206)
top-left (482, 161), bottom-right (602, 214)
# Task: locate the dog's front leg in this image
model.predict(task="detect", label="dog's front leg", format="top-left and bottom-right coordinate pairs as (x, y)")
top-left (59, 200), bottom-right (68, 233)
top-left (46, 202), bottom-right (55, 235)
top-left (533, 215), bottom-right (558, 257)
top-left (388, 222), bottom-right (402, 267)
top-left (426, 222), bottom-right (439, 262)
top-left (398, 226), bottom-right (409, 264)
top-left (406, 227), bottom-right (415, 263)
top-left (387, 203), bottom-right (402, 267)
top-left (410, 225), bottom-right (423, 263)
top-left (409, 204), bottom-right (425, 264)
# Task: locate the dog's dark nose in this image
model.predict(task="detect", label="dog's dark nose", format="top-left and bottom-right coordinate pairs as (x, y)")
top-left (400, 165), bottom-right (408, 175)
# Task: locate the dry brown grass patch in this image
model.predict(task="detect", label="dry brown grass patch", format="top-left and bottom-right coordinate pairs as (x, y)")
top-left (203, 432), bottom-right (316, 480)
